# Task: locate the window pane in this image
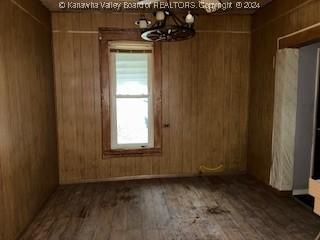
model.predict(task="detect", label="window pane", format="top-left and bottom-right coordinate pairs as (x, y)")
top-left (116, 98), bottom-right (149, 144)
top-left (116, 53), bottom-right (149, 95)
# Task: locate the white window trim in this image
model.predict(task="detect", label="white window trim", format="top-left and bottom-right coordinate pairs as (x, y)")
top-left (108, 41), bottom-right (155, 150)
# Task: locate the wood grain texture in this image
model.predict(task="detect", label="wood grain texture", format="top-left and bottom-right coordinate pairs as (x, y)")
top-left (12, 0), bottom-right (51, 27)
top-left (52, 12), bottom-right (251, 184)
top-left (248, 0), bottom-right (320, 184)
top-left (0, 0), bottom-right (58, 239)
top-left (20, 175), bottom-right (320, 240)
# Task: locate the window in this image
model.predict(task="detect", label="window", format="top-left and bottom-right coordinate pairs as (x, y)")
top-left (99, 29), bottom-right (162, 157)
top-left (109, 42), bottom-right (154, 149)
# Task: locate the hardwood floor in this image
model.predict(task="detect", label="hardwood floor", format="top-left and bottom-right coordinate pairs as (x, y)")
top-left (20, 175), bottom-right (320, 240)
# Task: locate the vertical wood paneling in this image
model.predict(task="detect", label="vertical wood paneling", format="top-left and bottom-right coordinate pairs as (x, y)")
top-left (52, 12), bottom-right (251, 184)
top-left (239, 34), bottom-right (251, 171)
top-left (181, 40), bottom-right (194, 174)
top-left (248, 0), bottom-right (320, 183)
top-left (160, 43), bottom-right (171, 174)
top-left (0, 0), bottom-right (58, 239)
top-left (196, 33), bottom-right (213, 170)
top-left (168, 42), bottom-right (184, 174)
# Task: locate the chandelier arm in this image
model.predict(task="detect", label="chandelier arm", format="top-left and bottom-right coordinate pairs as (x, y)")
top-left (163, 12), bottom-right (168, 26)
top-left (171, 12), bottom-right (185, 26)
top-left (141, 25), bottom-right (195, 42)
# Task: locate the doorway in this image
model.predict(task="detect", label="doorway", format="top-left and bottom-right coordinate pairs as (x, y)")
top-left (312, 49), bottom-right (320, 180)
top-left (293, 43), bottom-right (320, 208)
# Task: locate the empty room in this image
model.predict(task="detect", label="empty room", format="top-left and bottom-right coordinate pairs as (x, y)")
top-left (1, 0), bottom-right (320, 239)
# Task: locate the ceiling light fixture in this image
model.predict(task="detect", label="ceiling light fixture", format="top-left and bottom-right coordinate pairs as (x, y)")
top-left (135, 18), bottom-right (152, 29)
top-left (135, 0), bottom-right (196, 42)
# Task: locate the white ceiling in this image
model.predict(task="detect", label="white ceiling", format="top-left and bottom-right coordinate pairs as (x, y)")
top-left (40, 0), bottom-right (273, 14)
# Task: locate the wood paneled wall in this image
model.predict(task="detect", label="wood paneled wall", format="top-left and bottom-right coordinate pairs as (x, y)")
top-left (52, 12), bottom-right (251, 184)
top-left (0, 0), bottom-right (58, 239)
top-left (248, 0), bottom-right (320, 183)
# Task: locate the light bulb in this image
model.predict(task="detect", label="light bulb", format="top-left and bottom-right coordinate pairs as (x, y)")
top-left (185, 11), bottom-right (194, 24)
top-left (139, 19), bottom-right (147, 29)
top-left (156, 11), bottom-right (165, 21)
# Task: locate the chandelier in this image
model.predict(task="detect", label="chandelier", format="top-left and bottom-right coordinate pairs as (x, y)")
top-left (135, 2), bottom-right (196, 42)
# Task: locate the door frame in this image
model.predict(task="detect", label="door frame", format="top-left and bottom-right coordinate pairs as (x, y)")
top-left (278, 24), bottom-right (320, 50)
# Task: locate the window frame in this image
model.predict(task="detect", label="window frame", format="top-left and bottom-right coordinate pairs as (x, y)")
top-left (109, 41), bottom-right (154, 150)
top-left (99, 28), bottom-right (162, 158)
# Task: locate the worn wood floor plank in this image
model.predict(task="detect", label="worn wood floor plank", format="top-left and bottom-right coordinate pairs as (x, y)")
top-left (20, 175), bottom-right (320, 240)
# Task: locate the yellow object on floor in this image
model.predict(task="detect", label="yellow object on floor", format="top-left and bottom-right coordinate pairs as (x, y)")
top-left (199, 164), bottom-right (224, 173)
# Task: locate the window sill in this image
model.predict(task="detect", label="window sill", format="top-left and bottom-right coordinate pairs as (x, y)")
top-left (103, 148), bottom-right (162, 158)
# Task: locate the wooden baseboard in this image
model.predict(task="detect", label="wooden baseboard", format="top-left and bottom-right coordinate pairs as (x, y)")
top-left (60, 170), bottom-right (247, 185)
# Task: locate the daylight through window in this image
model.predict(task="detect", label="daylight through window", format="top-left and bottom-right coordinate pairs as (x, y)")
top-left (108, 42), bottom-right (154, 150)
